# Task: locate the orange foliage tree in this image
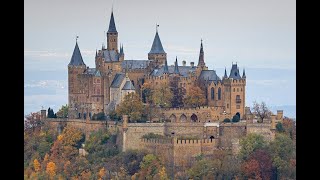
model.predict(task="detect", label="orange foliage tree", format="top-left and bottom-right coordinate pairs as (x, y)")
top-left (46, 162), bottom-right (56, 179)
top-left (183, 86), bottom-right (206, 107)
top-left (33, 159), bottom-right (41, 172)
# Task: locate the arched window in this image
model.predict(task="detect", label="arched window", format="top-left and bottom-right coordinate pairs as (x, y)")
top-left (211, 88), bottom-right (214, 100)
top-left (218, 87), bottom-right (221, 100)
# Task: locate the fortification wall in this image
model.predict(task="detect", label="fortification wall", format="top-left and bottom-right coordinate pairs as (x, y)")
top-left (162, 106), bottom-right (229, 123)
top-left (246, 122), bottom-right (274, 141)
top-left (219, 122), bottom-right (246, 149)
top-left (44, 118), bottom-right (107, 137)
top-left (123, 123), bottom-right (165, 150)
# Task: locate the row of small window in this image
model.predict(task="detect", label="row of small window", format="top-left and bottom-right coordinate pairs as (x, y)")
top-left (94, 79), bottom-right (101, 83)
top-left (210, 88), bottom-right (222, 100)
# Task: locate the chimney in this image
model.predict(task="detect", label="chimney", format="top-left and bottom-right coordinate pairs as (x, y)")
top-left (190, 62), bottom-right (194, 67)
top-left (182, 60), bottom-right (186, 66)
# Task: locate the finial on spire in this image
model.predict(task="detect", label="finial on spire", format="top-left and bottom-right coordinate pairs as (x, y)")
top-left (76, 35), bottom-right (79, 42)
top-left (242, 68), bottom-right (246, 78)
top-left (156, 23), bottom-right (159, 32)
top-left (224, 67), bottom-right (228, 78)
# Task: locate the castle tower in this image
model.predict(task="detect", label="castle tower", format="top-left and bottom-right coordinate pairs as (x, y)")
top-left (173, 56), bottom-right (180, 74)
top-left (68, 40), bottom-right (86, 119)
top-left (198, 39), bottom-right (206, 67)
top-left (119, 44), bottom-right (124, 62)
top-left (163, 58), bottom-right (169, 74)
top-left (223, 63), bottom-right (246, 119)
top-left (148, 26), bottom-right (167, 67)
top-left (196, 39), bottom-right (208, 77)
top-left (107, 11), bottom-right (118, 52)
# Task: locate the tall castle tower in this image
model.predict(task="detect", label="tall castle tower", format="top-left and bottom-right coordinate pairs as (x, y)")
top-left (223, 64), bottom-right (246, 119)
top-left (148, 27), bottom-right (167, 68)
top-left (107, 11), bottom-right (118, 52)
top-left (196, 40), bottom-right (208, 77)
top-left (68, 40), bottom-right (86, 119)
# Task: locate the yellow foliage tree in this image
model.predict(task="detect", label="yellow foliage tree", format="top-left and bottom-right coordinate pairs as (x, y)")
top-left (80, 170), bottom-right (92, 180)
top-left (98, 167), bottom-right (106, 179)
top-left (33, 159), bottom-right (41, 172)
top-left (158, 166), bottom-right (169, 180)
top-left (46, 161), bottom-right (56, 179)
top-left (57, 134), bottom-right (63, 141)
top-left (116, 92), bottom-right (144, 121)
top-left (61, 127), bottom-right (84, 147)
top-left (183, 86), bottom-right (206, 107)
top-left (152, 82), bottom-right (172, 107)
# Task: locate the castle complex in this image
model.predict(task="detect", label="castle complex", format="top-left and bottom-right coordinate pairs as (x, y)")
top-left (68, 11), bottom-right (246, 121)
top-left (43, 10), bottom-right (286, 177)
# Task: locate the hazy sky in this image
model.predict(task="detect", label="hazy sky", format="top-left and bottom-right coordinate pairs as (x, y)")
top-left (25, 0), bottom-right (296, 116)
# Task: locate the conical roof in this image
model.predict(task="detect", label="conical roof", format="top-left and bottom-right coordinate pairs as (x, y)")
top-left (68, 42), bottom-right (85, 66)
top-left (107, 11), bottom-right (117, 33)
top-left (149, 31), bottom-right (165, 54)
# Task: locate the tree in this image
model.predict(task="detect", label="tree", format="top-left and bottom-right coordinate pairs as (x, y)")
top-left (138, 154), bottom-right (162, 179)
top-left (220, 155), bottom-right (241, 179)
top-left (170, 77), bottom-right (185, 108)
top-left (183, 86), bottom-right (206, 107)
top-left (187, 159), bottom-right (222, 179)
top-left (252, 101), bottom-right (271, 122)
top-left (33, 159), bottom-right (41, 172)
top-left (241, 149), bottom-right (272, 180)
top-left (223, 118), bottom-right (231, 123)
top-left (276, 122), bottom-right (285, 133)
top-left (98, 167), bottom-right (106, 179)
top-left (63, 161), bottom-right (72, 177)
top-left (46, 162), bottom-right (56, 179)
top-left (141, 82), bottom-right (153, 104)
top-left (116, 92), bottom-right (144, 121)
top-left (47, 107), bottom-right (56, 118)
top-left (158, 166), bottom-right (169, 180)
top-left (239, 133), bottom-right (266, 160)
top-left (232, 115), bottom-right (240, 122)
top-left (56, 104), bottom-right (68, 118)
top-left (152, 82), bottom-right (173, 108)
top-left (24, 112), bottom-right (42, 133)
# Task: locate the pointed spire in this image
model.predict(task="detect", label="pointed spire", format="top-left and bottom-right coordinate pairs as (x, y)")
top-left (95, 49), bottom-right (98, 58)
top-left (163, 59), bottom-right (169, 74)
top-left (149, 27), bottom-right (166, 54)
top-left (68, 41), bottom-right (86, 66)
top-left (174, 56), bottom-right (180, 74)
top-left (197, 39), bottom-right (205, 67)
top-left (242, 69), bottom-right (246, 78)
top-left (120, 44), bottom-right (124, 55)
top-left (224, 67), bottom-right (228, 78)
top-left (107, 10), bottom-right (117, 33)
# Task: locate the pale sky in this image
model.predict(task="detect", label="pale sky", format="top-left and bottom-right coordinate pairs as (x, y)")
top-left (24, 0), bottom-right (296, 117)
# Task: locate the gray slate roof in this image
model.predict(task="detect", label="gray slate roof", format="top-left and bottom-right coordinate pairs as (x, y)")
top-left (107, 11), bottom-right (117, 33)
top-left (69, 42), bottom-right (86, 66)
top-left (121, 60), bottom-right (150, 70)
top-left (199, 70), bottom-right (221, 83)
top-left (110, 73), bottom-right (125, 88)
top-left (149, 31), bottom-right (166, 54)
top-left (84, 68), bottom-right (96, 75)
top-left (151, 66), bottom-right (196, 77)
top-left (122, 80), bottom-right (135, 90)
top-left (229, 64), bottom-right (241, 79)
top-left (102, 50), bottom-right (119, 61)
top-left (95, 69), bottom-right (101, 77)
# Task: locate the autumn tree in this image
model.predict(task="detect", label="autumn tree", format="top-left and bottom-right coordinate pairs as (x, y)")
top-left (33, 159), bottom-right (41, 172)
top-left (152, 82), bottom-right (173, 108)
top-left (56, 104), bottom-right (68, 118)
top-left (241, 149), bottom-right (273, 180)
top-left (24, 112), bottom-right (42, 133)
top-left (269, 133), bottom-right (295, 179)
top-left (137, 154), bottom-right (162, 179)
top-left (252, 101), bottom-right (271, 122)
top-left (170, 76), bottom-right (185, 108)
top-left (98, 167), bottom-right (106, 180)
top-left (188, 159), bottom-right (222, 179)
top-left (183, 86), bottom-right (206, 107)
top-left (141, 82), bottom-right (153, 104)
top-left (46, 162), bottom-right (56, 179)
top-left (116, 92), bottom-right (144, 121)
top-left (239, 133), bottom-right (266, 160)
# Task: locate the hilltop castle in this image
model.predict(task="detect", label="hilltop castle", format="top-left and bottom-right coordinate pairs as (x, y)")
top-left (68, 11), bottom-right (246, 122)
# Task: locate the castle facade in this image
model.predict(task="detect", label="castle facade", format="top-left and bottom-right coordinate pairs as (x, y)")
top-left (68, 11), bottom-right (246, 121)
